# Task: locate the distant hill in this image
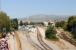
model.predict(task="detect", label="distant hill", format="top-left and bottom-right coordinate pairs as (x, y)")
top-left (19, 14), bottom-right (70, 22)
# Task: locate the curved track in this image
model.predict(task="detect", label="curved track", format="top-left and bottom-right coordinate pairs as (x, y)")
top-left (23, 31), bottom-right (44, 50)
top-left (37, 28), bottom-right (53, 50)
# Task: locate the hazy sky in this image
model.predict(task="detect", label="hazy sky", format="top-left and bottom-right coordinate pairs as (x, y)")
top-left (1, 0), bottom-right (76, 18)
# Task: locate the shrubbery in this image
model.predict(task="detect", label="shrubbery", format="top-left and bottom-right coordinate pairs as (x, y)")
top-left (45, 25), bottom-right (58, 40)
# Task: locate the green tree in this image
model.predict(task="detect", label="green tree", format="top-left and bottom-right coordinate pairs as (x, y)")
top-left (11, 18), bottom-right (18, 30)
top-left (0, 11), bottom-right (10, 32)
top-left (45, 25), bottom-right (58, 40)
top-left (0, 11), bottom-right (10, 38)
top-left (67, 16), bottom-right (76, 38)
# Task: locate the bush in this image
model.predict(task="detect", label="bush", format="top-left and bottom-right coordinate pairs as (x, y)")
top-left (45, 25), bottom-right (58, 40)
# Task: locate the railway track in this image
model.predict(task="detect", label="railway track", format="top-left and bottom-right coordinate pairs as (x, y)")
top-left (23, 31), bottom-right (44, 50)
top-left (14, 31), bottom-right (22, 50)
top-left (37, 28), bottom-right (53, 50)
top-left (59, 33), bottom-right (76, 47)
top-left (19, 27), bottom-right (54, 50)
